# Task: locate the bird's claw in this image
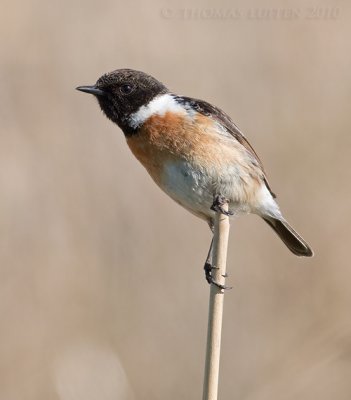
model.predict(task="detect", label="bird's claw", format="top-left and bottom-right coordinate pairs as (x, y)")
top-left (204, 263), bottom-right (232, 290)
top-left (210, 195), bottom-right (233, 216)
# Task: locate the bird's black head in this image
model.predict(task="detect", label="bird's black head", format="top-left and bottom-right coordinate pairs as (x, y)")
top-left (76, 69), bottom-right (168, 135)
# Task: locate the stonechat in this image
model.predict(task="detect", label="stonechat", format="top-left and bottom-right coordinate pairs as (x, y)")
top-left (77, 69), bottom-right (313, 285)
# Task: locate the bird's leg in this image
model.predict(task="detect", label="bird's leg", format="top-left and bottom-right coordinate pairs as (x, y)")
top-left (203, 209), bottom-right (232, 290)
top-left (204, 237), bottom-right (214, 284)
top-left (210, 194), bottom-right (234, 216)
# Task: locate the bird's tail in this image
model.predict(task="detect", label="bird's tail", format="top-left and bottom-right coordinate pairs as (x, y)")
top-left (262, 216), bottom-right (313, 257)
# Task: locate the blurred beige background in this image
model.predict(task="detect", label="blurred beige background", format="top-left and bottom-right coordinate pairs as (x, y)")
top-left (1, 0), bottom-right (350, 399)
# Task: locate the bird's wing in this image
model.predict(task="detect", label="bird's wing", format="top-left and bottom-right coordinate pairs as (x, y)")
top-left (175, 95), bottom-right (276, 198)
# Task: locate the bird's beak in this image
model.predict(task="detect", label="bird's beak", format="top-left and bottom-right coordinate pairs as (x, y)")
top-left (76, 85), bottom-right (106, 96)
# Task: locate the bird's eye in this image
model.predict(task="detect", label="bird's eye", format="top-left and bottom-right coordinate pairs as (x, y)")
top-left (120, 84), bottom-right (133, 95)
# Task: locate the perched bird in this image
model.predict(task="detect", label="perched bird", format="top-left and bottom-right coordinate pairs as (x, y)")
top-left (77, 69), bottom-right (313, 286)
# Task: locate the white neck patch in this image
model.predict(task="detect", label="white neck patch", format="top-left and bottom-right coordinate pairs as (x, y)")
top-left (128, 94), bottom-right (187, 129)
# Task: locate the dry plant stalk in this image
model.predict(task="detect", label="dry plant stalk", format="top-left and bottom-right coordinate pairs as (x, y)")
top-left (202, 203), bottom-right (230, 400)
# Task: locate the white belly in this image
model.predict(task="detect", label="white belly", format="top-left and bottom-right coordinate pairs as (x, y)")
top-left (161, 161), bottom-right (214, 219)
top-left (160, 160), bottom-right (255, 221)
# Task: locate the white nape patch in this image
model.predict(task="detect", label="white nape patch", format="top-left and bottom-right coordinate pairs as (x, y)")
top-left (129, 94), bottom-right (187, 128)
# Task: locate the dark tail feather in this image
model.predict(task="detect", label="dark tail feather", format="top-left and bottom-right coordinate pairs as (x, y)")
top-left (263, 216), bottom-right (314, 257)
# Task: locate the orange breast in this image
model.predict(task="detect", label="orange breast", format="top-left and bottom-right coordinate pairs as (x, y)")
top-left (126, 110), bottom-right (262, 203)
top-left (127, 111), bottom-right (193, 184)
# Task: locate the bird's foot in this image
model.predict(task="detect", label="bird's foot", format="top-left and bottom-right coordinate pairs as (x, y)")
top-left (204, 262), bottom-right (232, 290)
top-left (210, 195), bottom-right (233, 216)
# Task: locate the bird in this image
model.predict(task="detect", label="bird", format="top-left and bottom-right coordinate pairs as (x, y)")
top-left (76, 68), bottom-right (313, 287)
